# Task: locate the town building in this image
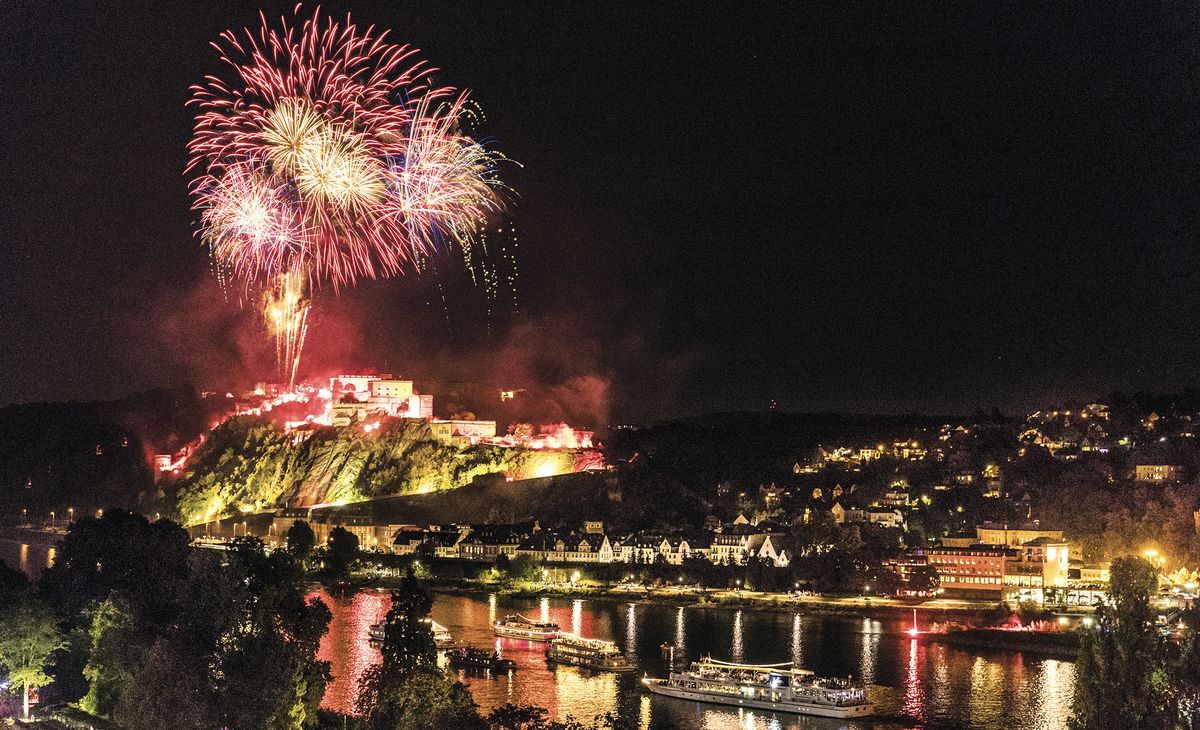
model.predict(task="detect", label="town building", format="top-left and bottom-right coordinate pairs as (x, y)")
top-left (1135, 464), bottom-right (1184, 483)
top-left (975, 521), bottom-right (1063, 548)
top-left (917, 544), bottom-right (1014, 598)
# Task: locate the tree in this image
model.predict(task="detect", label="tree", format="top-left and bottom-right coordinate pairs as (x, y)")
top-left (66, 530), bottom-right (331, 729)
top-left (378, 568), bottom-right (437, 678)
top-left (0, 598), bottom-right (66, 720)
top-left (357, 666), bottom-right (480, 730)
top-left (80, 594), bottom-right (141, 717)
top-left (213, 538), bottom-right (331, 730)
top-left (327, 526), bottom-right (360, 577)
top-left (494, 553), bottom-right (511, 577)
top-left (115, 640), bottom-right (211, 729)
top-left (40, 508), bottom-right (190, 626)
top-left (287, 520), bottom-right (315, 560)
top-left (906, 564), bottom-right (940, 596)
top-left (0, 560), bottom-right (29, 612)
top-left (358, 568), bottom-right (478, 728)
top-left (1070, 556), bottom-right (1168, 729)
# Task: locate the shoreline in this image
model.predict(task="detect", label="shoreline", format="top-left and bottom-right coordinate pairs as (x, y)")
top-left (361, 579), bottom-right (1082, 659)
top-left (377, 575), bottom-right (1084, 624)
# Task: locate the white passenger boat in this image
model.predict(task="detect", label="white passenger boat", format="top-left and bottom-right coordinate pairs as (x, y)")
top-left (545, 634), bottom-right (636, 672)
top-left (369, 619), bottom-right (454, 649)
top-left (642, 657), bottom-right (872, 719)
top-left (492, 614), bottom-right (561, 642)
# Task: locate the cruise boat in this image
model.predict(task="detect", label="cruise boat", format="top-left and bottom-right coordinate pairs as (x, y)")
top-left (642, 657), bottom-right (873, 719)
top-left (369, 619), bottom-right (454, 649)
top-left (545, 634), bottom-right (636, 672)
top-left (447, 646), bottom-right (517, 672)
top-left (492, 614), bottom-right (561, 642)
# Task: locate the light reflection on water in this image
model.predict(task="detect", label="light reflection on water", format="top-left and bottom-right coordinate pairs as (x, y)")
top-left (312, 588), bottom-right (388, 716)
top-left (0, 539), bottom-right (55, 579)
top-left (731, 610), bottom-right (744, 663)
top-left (790, 614), bottom-right (804, 667)
top-left (304, 591), bottom-right (1077, 729)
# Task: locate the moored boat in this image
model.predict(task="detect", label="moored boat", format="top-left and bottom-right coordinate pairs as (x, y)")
top-left (642, 657), bottom-right (872, 719)
top-left (546, 634), bottom-right (635, 672)
top-left (369, 619), bottom-right (454, 649)
top-left (492, 614), bottom-right (561, 642)
top-left (447, 645), bottom-right (517, 671)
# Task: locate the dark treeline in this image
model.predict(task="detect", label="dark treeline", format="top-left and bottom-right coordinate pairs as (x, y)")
top-left (0, 509), bottom-right (629, 729)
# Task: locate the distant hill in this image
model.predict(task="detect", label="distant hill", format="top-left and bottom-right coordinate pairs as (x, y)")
top-left (0, 388), bottom-right (223, 516)
top-left (305, 465), bottom-right (702, 533)
top-left (605, 410), bottom-right (959, 488)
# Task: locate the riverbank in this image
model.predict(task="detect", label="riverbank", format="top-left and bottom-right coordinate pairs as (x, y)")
top-left (351, 577), bottom-right (1082, 658)
top-left (0, 525), bottom-right (65, 544)
top-left (368, 574), bottom-right (1088, 624)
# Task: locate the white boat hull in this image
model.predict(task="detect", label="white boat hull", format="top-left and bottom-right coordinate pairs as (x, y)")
top-left (493, 626), bottom-right (558, 642)
top-left (546, 654), bottom-right (636, 673)
top-left (643, 679), bottom-right (873, 719)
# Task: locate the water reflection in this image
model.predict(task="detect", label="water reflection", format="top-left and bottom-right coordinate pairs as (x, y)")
top-left (0, 539), bottom-right (55, 580)
top-left (902, 638), bottom-right (925, 722)
top-left (540, 597), bottom-right (550, 624)
top-left (308, 591), bottom-right (1076, 729)
top-left (790, 614), bottom-right (803, 667)
top-left (859, 618), bottom-right (879, 685)
top-left (625, 603), bottom-right (638, 663)
top-left (313, 588), bottom-right (388, 716)
top-left (1037, 660), bottom-right (1072, 730)
top-left (731, 610), bottom-right (743, 663)
top-left (674, 607), bottom-right (687, 665)
top-left (553, 666), bottom-right (619, 721)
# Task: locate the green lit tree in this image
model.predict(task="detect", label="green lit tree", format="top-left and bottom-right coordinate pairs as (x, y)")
top-left (0, 598), bottom-right (65, 720)
top-left (1070, 556), bottom-right (1168, 729)
top-left (79, 594), bottom-right (141, 717)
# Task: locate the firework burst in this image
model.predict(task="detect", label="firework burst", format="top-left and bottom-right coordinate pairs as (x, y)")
top-left (188, 5), bottom-right (514, 386)
top-left (188, 5), bottom-right (510, 289)
top-left (391, 95), bottom-right (513, 266)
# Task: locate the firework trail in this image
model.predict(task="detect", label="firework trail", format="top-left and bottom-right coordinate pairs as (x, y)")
top-left (187, 5), bottom-right (514, 385)
top-left (261, 269), bottom-right (310, 389)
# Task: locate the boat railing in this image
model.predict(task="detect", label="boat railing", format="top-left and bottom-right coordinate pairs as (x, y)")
top-left (503, 613), bottom-right (557, 629)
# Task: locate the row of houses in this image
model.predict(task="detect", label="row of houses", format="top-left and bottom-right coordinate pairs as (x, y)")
top-left (398, 516), bottom-right (793, 568)
top-left (262, 511), bottom-right (794, 568)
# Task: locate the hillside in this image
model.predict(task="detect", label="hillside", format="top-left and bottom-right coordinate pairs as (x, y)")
top-left (170, 416), bottom-right (584, 522)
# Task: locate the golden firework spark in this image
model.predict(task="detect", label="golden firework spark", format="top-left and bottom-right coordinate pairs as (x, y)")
top-left (262, 269), bottom-right (311, 388)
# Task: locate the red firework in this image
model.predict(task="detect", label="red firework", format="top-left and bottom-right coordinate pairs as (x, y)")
top-left (187, 4), bottom-right (464, 288)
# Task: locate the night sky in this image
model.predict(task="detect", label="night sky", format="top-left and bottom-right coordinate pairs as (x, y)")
top-left (4, 2), bottom-right (1200, 421)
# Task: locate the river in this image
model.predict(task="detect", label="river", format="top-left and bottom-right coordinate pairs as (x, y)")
top-left (311, 589), bottom-right (1076, 729)
top-left (0, 536), bottom-right (56, 579)
top-left (0, 539), bottom-right (1074, 728)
